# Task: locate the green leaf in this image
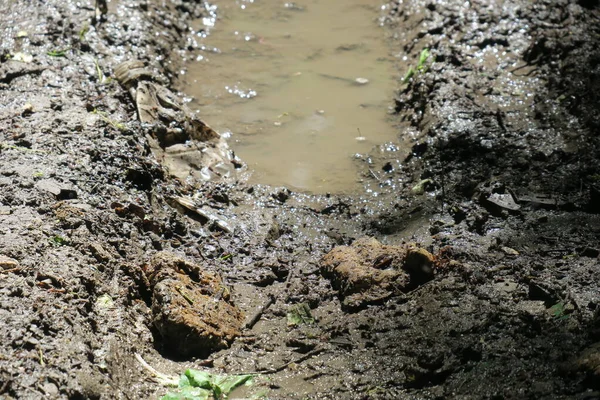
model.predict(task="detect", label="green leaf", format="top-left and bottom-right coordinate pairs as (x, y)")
top-left (178, 374), bottom-right (192, 388)
top-left (184, 369), bottom-right (214, 390)
top-left (212, 374), bottom-right (253, 395)
top-left (550, 301), bottom-right (569, 320)
top-left (287, 303), bottom-right (315, 326)
top-left (163, 369), bottom-right (255, 399)
top-left (47, 48), bottom-right (70, 57)
top-left (418, 48), bottom-right (430, 69)
top-left (51, 235), bottom-right (68, 246)
top-left (402, 67), bottom-right (415, 83)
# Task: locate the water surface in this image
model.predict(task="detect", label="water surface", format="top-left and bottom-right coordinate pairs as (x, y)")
top-left (186, 0), bottom-right (397, 193)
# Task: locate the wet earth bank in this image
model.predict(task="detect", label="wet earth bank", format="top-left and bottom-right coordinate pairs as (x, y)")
top-left (1, 0), bottom-right (600, 399)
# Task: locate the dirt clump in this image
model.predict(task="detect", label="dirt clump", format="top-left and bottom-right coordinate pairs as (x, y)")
top-left (321, 237), bottom-right (434, 310)
top-left (145, 252), bottom-right (243, 358)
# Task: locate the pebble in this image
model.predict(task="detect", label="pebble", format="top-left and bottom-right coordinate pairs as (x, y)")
top-left (42, 382), bottom-right (59, 397)
top-left (0, 255), bottom-right (19, 270)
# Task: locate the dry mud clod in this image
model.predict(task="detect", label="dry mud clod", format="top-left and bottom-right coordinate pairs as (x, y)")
top-left (321, 237), bottom-right (435, 310)
top-left (145, 252), bottom-right (243, 358)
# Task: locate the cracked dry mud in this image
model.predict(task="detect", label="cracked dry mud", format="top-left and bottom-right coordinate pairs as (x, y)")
top-left (1, 0), bottom-right (600, 399)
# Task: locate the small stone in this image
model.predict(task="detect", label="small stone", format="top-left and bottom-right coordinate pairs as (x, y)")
top-left (89, 242), bottom-right (112, 263)
top-left (501, 246), bottom-right (519, 256)
top-left (22, 102), bottom-right (34, 115)
top-left (355, 77), bottom-right (369, 85)
top-left (42, 382), bottom-right (59, 397)
top-left (12, 52), bottom-right (33, 63)
top-left (486, 193), bottom-right (520, 211)
top-left (0, 255), bottom-right (19, 270)
top-left (494, 281), bottom-right (519, 294)
top-left (516, 300), bottom-right (546, 316)
top-left (36, 179), bottom-right (77, 199)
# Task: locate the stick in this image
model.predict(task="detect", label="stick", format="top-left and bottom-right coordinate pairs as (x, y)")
top-left (244, 267), bottom-right (296, 330)
top-left (134, 353), bottom-right (178, 386)
top-left (240, 347), bottom-right (326, 375)
top-left (245, 294), bottom-right (275, 329)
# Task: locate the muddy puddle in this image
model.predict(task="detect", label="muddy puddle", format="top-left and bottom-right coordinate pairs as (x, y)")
top-left (185, 0), bottom-right (398, 193)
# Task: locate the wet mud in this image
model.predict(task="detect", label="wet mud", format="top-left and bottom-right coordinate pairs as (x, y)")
top-left (1, 0), bottom-right (600, 399)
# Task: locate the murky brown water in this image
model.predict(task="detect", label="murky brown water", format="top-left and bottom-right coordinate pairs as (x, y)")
top-left (185, 0), bottom-right (397, 193)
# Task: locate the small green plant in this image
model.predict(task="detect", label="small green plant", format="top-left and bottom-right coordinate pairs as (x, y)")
top-left (47, 48), bottom-right (71, 57)
top-left (403, 48), bottom-right (433, 83)
top-left (51, 235), bottom-right (68, 246)
top-left (550, 301), bottom-right (570, 321)
top-left (79, 24), bottom-right (90, 42)
top-left (94, 59), bottom-right (112, 84)
top-left (161, 369), bottom-right (253, 400)
top-left (287, 303), bottom-right (314, 326)
top-left (91, 109), bottom-right (126, 131)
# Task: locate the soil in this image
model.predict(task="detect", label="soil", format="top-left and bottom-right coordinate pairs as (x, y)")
top-left (1, 0), bottom-right (600, 399)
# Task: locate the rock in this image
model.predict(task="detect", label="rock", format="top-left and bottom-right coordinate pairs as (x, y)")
top-left (0, 255), bottom-right (19, 270)
top-left (145, 252), bottom-right (243, 357)
top-left (485, 192), bottom-right (520, 211)
top-left (494, 280), bottom-right (519, 294)
top-left (41, 381), bottom-right (59, 397)
top-left (36, 179), bottom-right (77, 200)
top-left (321, 237), bottom-right (435, 310)
top-left (88, 242), bottom-right (112, 264)
top-left (501, 246), bottom-right (519, 256)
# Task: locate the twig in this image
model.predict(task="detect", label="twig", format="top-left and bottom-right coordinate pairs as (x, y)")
top-left (134, 353), bottom-right (178, 386)
top-left (245, 294), bottom-right (275, 329)
top-left (439, 142), bottom-right (446, 213)
top-left (241, 347), bottom-right (327, 375)
top-left (244, 266), bottom-right (295, 330)
top-left (175, 286), bottom-right (195, 305)
top-left (284, 266), bottom-right (295, 287)
top-left (369, 169), bottom-right (382, 183)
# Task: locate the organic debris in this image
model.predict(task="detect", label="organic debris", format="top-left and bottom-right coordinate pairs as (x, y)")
top-left (287, 303), bottom-right (315, 326)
